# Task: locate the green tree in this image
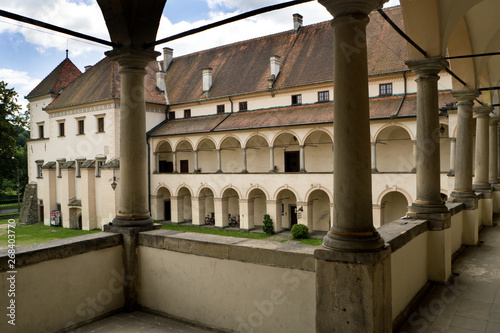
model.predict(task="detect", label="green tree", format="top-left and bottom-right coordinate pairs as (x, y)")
top-left (0, 81), bottom-right (29, 194)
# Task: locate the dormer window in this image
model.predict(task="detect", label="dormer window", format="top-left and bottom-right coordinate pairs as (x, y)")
top-left (168, 111), bottom-right (176, 120)
top-left (184, 109), bottom-right (191, 118)
top-left (379, 83), bottom-right (393, 96)
top-left (217, 105), bottom-right (225, 114)
top-left (318, 91), bottom-right (329, 103)
top-left (239, 102), bottom-right (248, 111)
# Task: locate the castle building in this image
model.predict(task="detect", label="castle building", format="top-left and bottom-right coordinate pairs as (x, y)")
top-left (27, 6), bottom-right (459, 231)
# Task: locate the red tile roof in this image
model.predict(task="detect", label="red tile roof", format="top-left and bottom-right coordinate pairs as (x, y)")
top-left (164, 6), bottom-right (407, 105)
top-left (150, 91), bottom-right (456, 137)
top-left (45, 57), bottom-right (165, 110)
top-left (26, 58), bottom-right (82, 99)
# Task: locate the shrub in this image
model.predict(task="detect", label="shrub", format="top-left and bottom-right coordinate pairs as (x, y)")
top-left (291, 224), bottom-right (309, 239)
top-left (262, 214), bottom-right (274, 235)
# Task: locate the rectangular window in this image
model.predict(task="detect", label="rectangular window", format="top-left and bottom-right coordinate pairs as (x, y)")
top-left (58, 122), bottom-right (65, 137)
top-left (379, 83), bottom-right (393, 96)
top-left (239, 102), bottom-right (248, 111)
top-left (318, 91), bottom-right (329, 102)
top-left (38, 125), bottom-right (44, 139)
top-left (180, 160), bottom-right (189, 173)
top-left (37, 163), bottom-right (43, 178)
top-left (217, 105), bottom-right (225, 114)
top-left (168, 111), bottom-right (176, 120)
top-left (184, 109), bottom-right (191, 118)
top-left (78, 119), bottom-right (85, 135)
top-left (97, 117), bottom-right (105, 133)
top-left (291, 94), bottom-right (302, 105)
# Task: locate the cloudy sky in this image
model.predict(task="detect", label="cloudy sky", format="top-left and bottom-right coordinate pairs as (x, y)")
top-left (0, 0), bottom-right (400, 109)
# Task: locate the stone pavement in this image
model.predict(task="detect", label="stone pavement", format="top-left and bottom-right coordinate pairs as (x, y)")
top-left (71, 311), bottom-right (211, 332)
top-left (399, 218), bottom-right (500, 333)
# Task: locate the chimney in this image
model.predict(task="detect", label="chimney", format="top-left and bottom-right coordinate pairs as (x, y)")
top-left (293, 13), bottom-right (303, 33)
top-left (84, 65), bottom-right (93, 72)
top-left (270, 55), bottom-right (281, 78)
top-left (163, 47), bottom-right (173, 71)
top-left (202, 68), bottom-right (213, 93)
top-left (156, 72), bottom-right (166, 92)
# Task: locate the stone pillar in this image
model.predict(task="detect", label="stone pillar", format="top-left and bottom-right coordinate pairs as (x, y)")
top-left (269, 146), bottom-right (275, 172)
top-left (216, 149), bottom-right (222, 173)
top-left (411, 140), bottom-right (417, 172)
top-left (448, 137), bottom-right (456, 176)
top-left (315, 2), bottom-right (391, 332)
top-left (214, 197), bottom-right (227, 227)
top-left (194, 150), bottom-right (199, 173)
top-left (266, 199), bottom-right (282, 232)
top-left (172, 151), bottom-right (178, 173)
top-left (241, 147), bottom-right (248, 173)
top-left (42, 165), bottom-right (57, 226)
top-left (489, 116), bottom-right (499, 184)
top-left (473, 106), bottom-right (493, 191)
top-left (371, 142), bottom-right (377, 172)
top-left (191, 197), bottom-right (203, 225)
top-left (299, 145), bottom-right (306, 172)
top-left (239, 199), bottom-right (252, 230)
top-left (106, 48), bottom-right (158, 227)
top-left (406, 57), bottom-right (449, 214)
top-left (169, 196), bottom-right (181, 223)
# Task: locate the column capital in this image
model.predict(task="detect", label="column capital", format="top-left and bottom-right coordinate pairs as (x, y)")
top-left (319, 0), bottom-right (387, 17)
top-left (474, 105), bottom-right (493, 118)
top-left (405, 56), bottom-right (448, 78)
top-left (451, 89), bottom-right (479, 103)
top-left (106, 46), bottom-right (160, 69)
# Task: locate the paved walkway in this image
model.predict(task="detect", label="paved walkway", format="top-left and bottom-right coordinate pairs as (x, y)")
top-left (71, 311), bottom-right (211, 332)
top-left (399, 218), bottom-right (500, 333)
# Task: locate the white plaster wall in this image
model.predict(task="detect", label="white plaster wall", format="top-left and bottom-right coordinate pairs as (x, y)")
top-left (391, 232), bottom-right (428, 321)
top-left (138, 247), bottom-right (315, 333)
top-left (0, 246), bottom-right (124, 333)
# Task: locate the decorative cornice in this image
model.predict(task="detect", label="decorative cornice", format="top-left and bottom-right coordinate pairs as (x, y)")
top-left (48, 103), bottom-right (164, 118)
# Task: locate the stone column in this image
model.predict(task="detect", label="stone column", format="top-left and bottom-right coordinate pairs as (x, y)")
top-left (216, 149), bottom-right (222, 173)
top-left (406, 57), bottom-right (449, 215)
top-left (107, 48), bottom-right (158, 227)
top-left (473, 106), bottom-right (493, 191)
top-left (299, 145), bottom-right (306, 172)
top-left (371, 141), bottom-right (378, 172)
top-left (448, 137), bottom-right (456, 176)
top-left (269, 146), bottom-right (275, 172)
top-left (411, 140), bottom-right (417, 172)
top-left (172, 151), bottom-right (178, 173)
top-left (194, 150), bottom-right (199, 173)
top-left (489, 116), bottom-right (499, 184)
top-left (315, 2), bottom-right (391, 332)
top-left (450, 90), bottom-right (479, 245)
top-left (266, 199), bottom-right (282, 232)
top-left (241, 147), bottom-right (248, 173)
top-left (497, 123), bottom-right (500, 180)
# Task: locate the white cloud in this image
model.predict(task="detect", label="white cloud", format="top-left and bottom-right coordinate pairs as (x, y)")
top-left (0, 0), bottom-right (109, 56)
top-left (384, 0), bottom-right (400, 8)
top-left (0, 68), bottom-right (40, 103)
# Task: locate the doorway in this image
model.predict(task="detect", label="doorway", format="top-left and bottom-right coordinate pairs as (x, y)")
top-left (285, 151), bottom-right (300, 172)
top-left (164, 200), bottom-right (171, 221)
top-left (290, 205), bottom-right (298, 227)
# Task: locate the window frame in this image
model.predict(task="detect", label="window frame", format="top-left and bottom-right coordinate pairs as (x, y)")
top-left (318, 91), bottom-right (329, 103)
top-left (97, 117), bottom-right (105, 133)
top-left (217, 104), bottom-right (225, 114)
top-left (379, 83), bottom-right (393, 96)
top-left (58, 121), bottom-right (65, 137)
top-left (77, 119), bottom-right (85, 135)
top-left (184, 109), bottom-right (191, 118)
top-left (239, 101), bottom-right (248, 111)
top-left (38, 124), bottom-right (44, 139)
top-left (291, 94), bottom-right (302, 105)
top-left (168, 111), bottom-right (176, 120)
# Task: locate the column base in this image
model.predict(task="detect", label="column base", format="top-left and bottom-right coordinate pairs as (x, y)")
top-left (112, 212), bottom-right (154, 227)
top-left (371, 168), bottom-right (378, 173)
top-left (315, 246), bottom-right (392, 332)
top-left (473, 183), bottom-right (492, 193)
top-left (450, 191), bottom-right (479, 210)
top-left (406, 208), bottom-right (451, 231)
top-left (322, 227), bottom-right (385, 252)
top-left (216, 170), bottom-right (223, 174)
top-left (241, 170), bottom-right (248, 174)
top-left (447, 171), bottom-right (455, 176)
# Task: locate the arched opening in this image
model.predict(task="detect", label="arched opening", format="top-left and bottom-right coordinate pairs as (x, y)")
top-left (176, 140), bottom-right (194, 173)
top-left (197, 138), bottom-right (217, 173)
top-left (220, 137), bottom-right (243, 173)
top-left (246, 135), bottom-right (270, 173)
top-left (248, 188), bottom-right (267, 229)
top-left (307, 189), bottom-right (331, 231)
top-left (276, 189), bottom-right (297, 229)
top-left (69, 208), bottom-right (82, 230)
top-left (176, 187), bottom-right (192, 223)
top-left (274, 133), bottom-right (300, 173)
top-left (381, 191), bottom-right (409, 225)
top-left (222, 188), bottom-right (240, 227)
top-left (155, 187), bottom-right (171, 222)
top-left (375, 126), bottom-right (413, 172)
top-left (199, 187), bottom-right (215, 225)
top-left (156, 141), bottom-right (174, 173)
top-left (304, 130), bottom-right (333, 172)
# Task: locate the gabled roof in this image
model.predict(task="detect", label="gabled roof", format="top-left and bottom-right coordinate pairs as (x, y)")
top-left (150, 91), bottom-right (456, 137)
top-left (164, 6), bottom-right (407, 105)
top-left (45, 57), bottom-right (165, 110)
top-left (26, 58), bottom-right (82, 99)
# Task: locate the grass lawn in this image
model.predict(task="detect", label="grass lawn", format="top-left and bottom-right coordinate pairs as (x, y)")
top-left (0, 203), bottom-right (20, 210)
top-left (0, 223), bottom-right (101, 248)
top-left (161, 224), bottom-right (322, 246)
